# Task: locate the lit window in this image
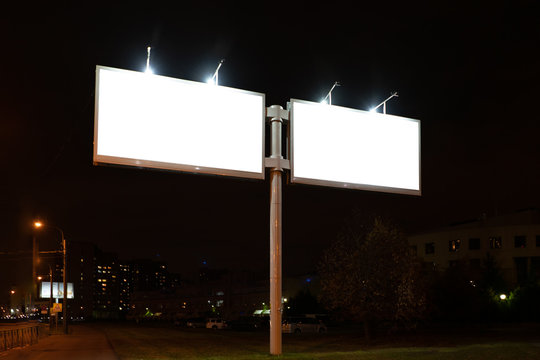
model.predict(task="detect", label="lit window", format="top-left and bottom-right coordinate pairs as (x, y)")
top-left (449, 239), bottom-right (461, 252)
top-left (489, 236), bottom-right (502, 249)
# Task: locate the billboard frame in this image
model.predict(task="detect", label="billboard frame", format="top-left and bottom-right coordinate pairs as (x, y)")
top-left (93, 65), bottom-right (266, 180)
top-left (289, 99), bottom-right (422, 196)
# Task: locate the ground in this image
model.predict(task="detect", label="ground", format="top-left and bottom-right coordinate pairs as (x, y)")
top-left (2, 322), bottom-right (540, 359)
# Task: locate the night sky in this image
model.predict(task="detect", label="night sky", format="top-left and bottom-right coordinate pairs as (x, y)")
top-left (2, 1), bottom-right (539, 287)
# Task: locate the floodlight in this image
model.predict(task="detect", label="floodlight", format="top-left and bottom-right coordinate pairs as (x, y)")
top-left (208, 59), bottom-right (225, 86)
top-left (145, 46), bottom-right (153, 74)
top-left (322, 81), bottom-right (341, 105)
top-left (371, 91), bottom-right (398, 114)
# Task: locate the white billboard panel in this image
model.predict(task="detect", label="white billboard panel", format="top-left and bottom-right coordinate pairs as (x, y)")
top-left (94, 66), bottom-right (265, 179)
top-left (40, 282), bottom-right (74, 299)
top-left (290, 99), bottom-right (421, 195)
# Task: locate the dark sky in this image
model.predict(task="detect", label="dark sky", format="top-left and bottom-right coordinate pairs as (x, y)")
top-left (1, 1), bottom-right (539, 284)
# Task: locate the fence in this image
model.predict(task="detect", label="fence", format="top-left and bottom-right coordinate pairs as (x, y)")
top-left (0, 324), bottom-right (42, 351)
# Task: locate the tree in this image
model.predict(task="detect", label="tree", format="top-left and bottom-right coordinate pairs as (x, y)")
top-left (318, 214), bottom-right (426, 336)
top-left (285, 288), bottom-right (324, 316)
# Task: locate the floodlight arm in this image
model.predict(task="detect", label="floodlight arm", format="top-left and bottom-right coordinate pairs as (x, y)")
top-left (322, 81), bottom-right (341, 105)
top-left (146, 46), bottom-right (152, 73)
top-left (211, 59), bottom-right (225, 85)
top-left (372, 91), bottom-right (398, 114)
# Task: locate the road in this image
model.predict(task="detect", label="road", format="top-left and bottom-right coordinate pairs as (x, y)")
top-left (0, 324), bottom-right (118, 360)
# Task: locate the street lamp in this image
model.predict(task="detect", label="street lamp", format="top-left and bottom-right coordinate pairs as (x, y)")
top-left (34, 221), bottom-right (68, 334)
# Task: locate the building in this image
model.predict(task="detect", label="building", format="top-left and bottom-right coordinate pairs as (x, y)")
top-left (408, 209), bottom-right (540, 286)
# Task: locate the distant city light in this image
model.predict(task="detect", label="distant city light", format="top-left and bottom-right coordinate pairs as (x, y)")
top-left (500, 294), bottom-right (507, 300)
top-left (34, 221), bottom-right (42, 228)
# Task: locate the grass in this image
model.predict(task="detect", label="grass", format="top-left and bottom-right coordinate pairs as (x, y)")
top-left (99, 322), bottom-right (540, 360)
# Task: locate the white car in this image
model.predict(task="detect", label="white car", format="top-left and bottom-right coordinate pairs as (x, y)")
top-left (206, 318), bottom-right (227, 330)
top-left (282, 317), bottom-right (327, 333)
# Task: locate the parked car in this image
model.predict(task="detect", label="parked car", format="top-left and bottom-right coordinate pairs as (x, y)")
top-left (206, 318), bottom-right (227, 330)
top-left (282, 317), bottom-right (327, 334)
top-left (186, 317), bottom-right (206, 328)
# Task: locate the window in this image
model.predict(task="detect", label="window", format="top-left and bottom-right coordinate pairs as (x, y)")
top-left (469, 238), bottom-right (481, 250)
top-left (449, 239), bottom-right (461, 252)
top-left (489, 236), bottom-right (502, 249)
top-left (514, 235), bottom-right (526, 248)
top-left (425, 242), bottom-right (435, 254)
top-left (514, 257), bottom-right (528, 283)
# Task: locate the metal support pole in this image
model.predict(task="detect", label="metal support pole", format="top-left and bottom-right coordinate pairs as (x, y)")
top-left (268, 105), bottom-right (283, 355)
top-left (62, 235), bottom-right (67, 334)
top-left (49, 266), bottom-right (53, 332)
top-left (32, 236), bottom-right (38, 313)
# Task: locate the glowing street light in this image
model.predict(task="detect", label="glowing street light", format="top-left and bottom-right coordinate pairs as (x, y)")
top-left (370, 91), bottom-right (398, 114)
top-left (500, 294), bottom-right (507, 300)
top-left (321, 81), bottom-right (341, 105)
top-left (33, 220), bottom-right (68, 334)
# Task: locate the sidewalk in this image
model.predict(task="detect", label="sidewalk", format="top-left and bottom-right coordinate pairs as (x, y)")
top-left (0, 324), bottom-right (118, 360)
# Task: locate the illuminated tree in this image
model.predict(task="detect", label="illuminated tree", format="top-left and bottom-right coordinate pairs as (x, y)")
top-left (318, 214), bottom-right (426, 336)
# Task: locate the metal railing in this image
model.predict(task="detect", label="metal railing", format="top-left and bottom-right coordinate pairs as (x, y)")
top-left (0, 324), bottom-right (42, 351)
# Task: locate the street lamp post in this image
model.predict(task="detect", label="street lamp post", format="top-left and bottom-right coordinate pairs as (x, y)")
top-left (34, 221), bottom-right (68, 334)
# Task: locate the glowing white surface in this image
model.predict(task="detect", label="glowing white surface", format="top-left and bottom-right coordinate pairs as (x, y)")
top-left (94, 66), bottom-right (264, 178)
top-left (291, 100), bottom-right (420, 194)
top-left (40, 282), bottom-right (74, 299)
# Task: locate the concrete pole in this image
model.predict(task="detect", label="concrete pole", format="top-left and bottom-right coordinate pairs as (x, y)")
top-left (268, 105), bottom-right (283, 355)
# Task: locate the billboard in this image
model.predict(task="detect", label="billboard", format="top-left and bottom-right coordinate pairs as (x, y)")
top-left (290, 99), bottom-right (421, 195)
top-left (40, 282), bottom-right (74, 299)
top-left (94, 66), bottom-right (265, 179)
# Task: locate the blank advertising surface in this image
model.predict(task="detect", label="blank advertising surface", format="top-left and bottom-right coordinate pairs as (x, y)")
top-left (94, 66), bottom-right (265, 179)
top-left (290, 99), bottom-right (421, 195)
